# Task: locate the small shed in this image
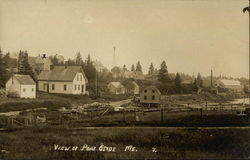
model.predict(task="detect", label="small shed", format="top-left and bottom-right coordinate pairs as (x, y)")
top-left (5, 74), bottom-right (36, 98)
top-left (140, 86), bottom-right (161, 107)
top-left (107, 82), bottom-right (126, 95)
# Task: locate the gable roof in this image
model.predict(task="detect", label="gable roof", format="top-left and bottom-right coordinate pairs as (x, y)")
top-left (141, 85), bottom-right (161, 94)
top-left (12, 74), bottom-right (36, 85)
top-left (108, 82), bottom-right (125, 88)
top-left (218, 79), bottom-right (241, 86)
top-left (38, 66), bottom-right (88, 82)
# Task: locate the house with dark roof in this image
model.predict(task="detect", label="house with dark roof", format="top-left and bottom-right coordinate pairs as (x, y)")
top-left (140, 86), bottom-right (161, 106)
top-left (37, 66), bottom-right (88, 95)
top-left (5, 74), bottom-right (36, 98)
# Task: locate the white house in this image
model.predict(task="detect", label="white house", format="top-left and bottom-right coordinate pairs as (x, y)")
top-left (37, 66), bottom-right (88, 95)
top-left (107, 82), bottom-right (126, 95)
top-left (5, 74), bottom-right (36, 98)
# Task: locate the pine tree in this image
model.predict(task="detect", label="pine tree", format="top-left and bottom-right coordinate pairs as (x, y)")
top-left (122, 64), bottom-right (127, 71)
top-left (197, 73), bottom-right (203, 87)
top-left (174, 72), bottom-right (182, 93)
top-left (193, 73), bottom-right (203, 91)
top-left (131, 64), bottom-right (135, 71)
top-left (83, 54), bottom-right (96, 81)
top-left (18, 50), bottom-right (25, 73)
top-left (0, 49), bottom-right (6, 88)
top-left (18, 50), bottom-right (36, 81)
top-left (49, 55), bottom-right (60, 65)
top-left (75, 52), bottom-right (83, 65)
top-left (158, 60), bottom-right (170, 83)
top-left (136, 61), bottom-right (142, 72)
top-left (148, 63), bottom-right (154, 75)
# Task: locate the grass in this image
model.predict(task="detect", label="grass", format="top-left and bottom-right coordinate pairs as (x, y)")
top-left (0, 126), bottom-right (249, 160)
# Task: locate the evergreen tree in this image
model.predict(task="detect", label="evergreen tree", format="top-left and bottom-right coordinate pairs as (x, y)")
top-left (193, 73), bottom-right (203, 91)
top-left (136, 61), bottom-right (142, 72)
top-left (17, 50), bottom-right (25, 73)
top-left (75, 52), bottom-right (83, 65)
top-left (158, 60), bottom-right (170, 83)
top-left (122, 64), bottom-right (127, 71)
top-left (0, 49), bottom-right (6, 88)
top-left (148, 63), bottom-right (154, 75)
top-left (18, 50), bottom-right (36, 81)
top-left (197, 73), bottom-right (203, 87)
top-left (131, 64), bottom-right (135, 71)
top-left (174, 72), bottom-right (182, 93)
top-left (83, 54), bottom-right (96, 81)
top-left (49, 55), bottom-right (60, 65)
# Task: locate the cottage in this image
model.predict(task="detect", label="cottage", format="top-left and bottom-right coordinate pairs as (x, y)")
top-left (140, 86), bottom-right (161, 106)
top-left (37, 66), bottom-right (88, 95)
top-left (215, 79), bottom-right (243, 92)
top-left (5, 74), bottom-right (36, 98)
top-left (123, 81), bottom-right (140, 95)
top-left (107, 82), bottom-right (126, 95)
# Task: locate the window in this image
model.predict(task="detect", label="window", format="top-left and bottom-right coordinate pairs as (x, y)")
top-left (74, 85), bottom-right (77, 91)
top-left (78, 85), bottom-right (80, 91)
top-left (31, 88), bottom-right (34, 92)
top-left (144, 90), bottom-right (147, 93)
top-left (23, 88), bottom-right (26, 92)
top-left (52, 84), bottom-right (55, 90)
top-left (43, 84), bottom-right (46, 90)
top-left (80, 75), bottom-right (82, 81)
top-left (152, 95), bottom-right (155, 100)
top-left (152, 90), bottom-right (155, 93)
top-left (144, 96), bottom-right (147, 100)
top-left (64, 84), bottom-right (67, 91)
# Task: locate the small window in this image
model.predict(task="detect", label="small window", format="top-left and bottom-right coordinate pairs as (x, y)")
top-left (144, 96), bottom-right (147, 100)
top-left (144, 90), bottom-right (147, 93)
top-left (78, 85), bottom-right (80, 91)
top-left (152, 90), bottom-right (155, 93)
top-left (80, 75), bottom-right (82, 81)
top-left (74, 85), bottom-right (77, 91)
top-left (52, 84), bottom-right (55, 90)
top-left (31, 88), bottom-right (34, 92)
top-left (152, 95), bottom-right (155, 100)
top-left (43, 84), bottom-right (46, 90)
top-left (64, 84), bottom-right (67, 91)
top-left (23, 88), bottom-right (26, 92)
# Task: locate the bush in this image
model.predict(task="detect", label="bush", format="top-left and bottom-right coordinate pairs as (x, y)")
top-left (6, 91), bottom-right (19, 98)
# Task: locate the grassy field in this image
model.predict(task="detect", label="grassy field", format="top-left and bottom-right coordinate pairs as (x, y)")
top-left (0, 126), bottom-right (249, 160)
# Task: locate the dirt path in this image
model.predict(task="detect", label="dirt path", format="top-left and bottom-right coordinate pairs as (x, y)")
top-left (109, 99), bottom-right (132, 108)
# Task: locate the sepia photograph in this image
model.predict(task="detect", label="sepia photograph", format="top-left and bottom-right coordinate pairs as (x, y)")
top-left (0, 0), bottom-right (250, 159)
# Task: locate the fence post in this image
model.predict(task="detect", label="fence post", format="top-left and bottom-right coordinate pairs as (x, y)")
top-left (206, 101), bottom-right (207, 111)
top-left (91, 111), bottom-right (93, 120)
top-left (161, 108), bottom-right (164, 123)
top-left (134, 109), bottom-right (137, 122)
top-left (200, 108), bottom-right (203, 120)
top-left (123, 110), bottom-right (125, 122)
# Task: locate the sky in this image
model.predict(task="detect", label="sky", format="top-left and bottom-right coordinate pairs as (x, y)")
top-left (0, 0), bottom-right (249, 78)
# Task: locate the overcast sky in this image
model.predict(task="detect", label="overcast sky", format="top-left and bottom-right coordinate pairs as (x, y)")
top-left (0, 0), bottom-right (249, 78)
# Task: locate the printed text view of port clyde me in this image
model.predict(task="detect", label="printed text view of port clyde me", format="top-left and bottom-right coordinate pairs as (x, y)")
top-left (0, 0), bottom-right (250, 159)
